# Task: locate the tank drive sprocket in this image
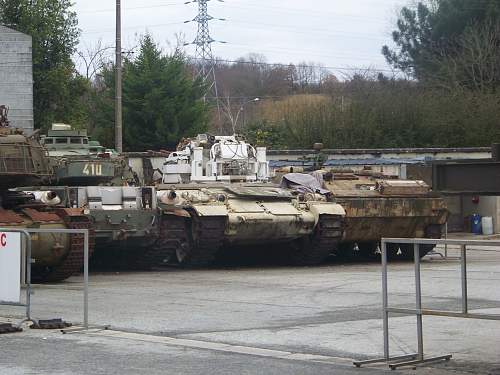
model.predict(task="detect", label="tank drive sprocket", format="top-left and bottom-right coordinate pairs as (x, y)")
top-left (289, 214), bottom-right (344, 266)
top-left (148, 213), bottom-right (226, 268)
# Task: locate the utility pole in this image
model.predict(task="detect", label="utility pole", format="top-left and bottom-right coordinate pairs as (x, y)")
top-left (115, 0), bottom-right (123, 153)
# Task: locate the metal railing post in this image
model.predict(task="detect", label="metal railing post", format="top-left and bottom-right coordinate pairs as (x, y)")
top-left (0, 229), bottom-right (33, 326)
top-left (444, 222), bottom-right (448, 258)
top-left (460, 245), bottom-right (468, 314)
top-left (414, 243), bottom-right (424, 361)
top-left (84, 230), bottom-right (89, 330)
top-left (354, 237), bottom-right (498, 370)
top-left (382, 240), bottom-right (390, 361)
top-left (1, 227), bottom-right (91, 331)
top-left (25, 232), bottom-right (32, 321)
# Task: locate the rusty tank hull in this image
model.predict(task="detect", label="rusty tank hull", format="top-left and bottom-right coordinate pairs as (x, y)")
top-left (324, 175), bottom-right (448, 259)
top-left (336, 197), bottom-right (447, 242)
top-left (1, 110), bottom-right (93, 282)
top-left (0, 207), bottom-right (93, 282)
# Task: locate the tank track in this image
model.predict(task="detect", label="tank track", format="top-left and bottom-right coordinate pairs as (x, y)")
top-left (290, 214), bottom-right (344, 266)
top-left (141, 214), bottom-right (225, 268)
top-left (186, 215), bottom-right (226, 267)
top-left (131, 214), bottom-right (188, 270)
top-left (32, 216), bottom-right (95, 283)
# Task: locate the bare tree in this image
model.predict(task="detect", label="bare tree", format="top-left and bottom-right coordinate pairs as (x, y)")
top-left (76, 40), bottom-right (115, 80)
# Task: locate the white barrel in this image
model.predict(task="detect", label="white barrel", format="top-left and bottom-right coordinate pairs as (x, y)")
top-left (482, 217), bottom-right (494, 235)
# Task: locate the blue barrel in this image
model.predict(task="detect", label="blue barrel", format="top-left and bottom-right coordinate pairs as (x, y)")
top-left (471, 214), bottom-right (482, 234)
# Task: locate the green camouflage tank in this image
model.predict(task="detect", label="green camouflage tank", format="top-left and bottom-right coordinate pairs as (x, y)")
top-left (41, 124), bottom-right (137, 186)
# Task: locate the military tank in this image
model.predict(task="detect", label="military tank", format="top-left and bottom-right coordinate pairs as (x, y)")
top-left (273, 143), bottom-right (448, 261)
top-left (154, 134), bottom-right (346, 267)
top-left (317, 171), bottom-right (448, 260)
top-left (41, 123), bottom-right (138, 186)
top-left (0, 106), bottom-right (93, 282)
top-left (18, 124), bottom-right (157, 269)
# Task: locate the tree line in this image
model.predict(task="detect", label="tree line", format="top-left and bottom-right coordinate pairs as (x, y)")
top-left (1, 0), bottom-right (499, 151)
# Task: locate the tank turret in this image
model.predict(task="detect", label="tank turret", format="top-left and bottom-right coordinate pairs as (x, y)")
top-left (41, 123), bottom-right (137, 186)
top-left (0, 105), bottom-right (52, 189)
top-left (0, 107), bottom-right (93, 282)
top-left (162, 134), bottom-right (269, 184)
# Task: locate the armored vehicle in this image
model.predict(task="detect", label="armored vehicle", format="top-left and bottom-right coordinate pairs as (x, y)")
top-left (155, 134), bottom-right (346, 267)
top-left (0, 106), bottom-right (92, 282)
top-left (41, 123), bottom-right (137, 186)
top-left (272, 141), bottom-right (448, 260)
top-left (324, 173), bottom-right (448, 259)
top-left (19, 184), bottom-right (160, 269)
top-left (18, 124), bottom-right (157, 269)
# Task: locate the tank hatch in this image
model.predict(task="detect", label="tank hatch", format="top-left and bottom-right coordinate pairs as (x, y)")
top-left (226, 185), bottom-right (294, 199)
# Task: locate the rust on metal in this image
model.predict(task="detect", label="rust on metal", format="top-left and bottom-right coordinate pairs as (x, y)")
top-left (0, 209), bottom-right (25, 224)
top-left (55, 207), bottom-right (86, 218)
top-left (167, 209), bottom-right (191, 218)
top-left (22, 208), bottom-right (62, 223)
top-left (323, 174), bottom-right (448, 243)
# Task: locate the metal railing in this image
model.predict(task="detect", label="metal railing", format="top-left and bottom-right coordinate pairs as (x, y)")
top-left (0, 228), bottom-right (90, 330)
top-left (354, 237), bottom-right (500, 370)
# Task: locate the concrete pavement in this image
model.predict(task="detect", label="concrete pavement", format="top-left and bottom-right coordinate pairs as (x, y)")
top-left (1, 244), bottom-right (499, 374)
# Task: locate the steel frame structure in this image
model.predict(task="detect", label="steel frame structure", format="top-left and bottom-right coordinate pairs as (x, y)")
top-left (354, 237), bottom-right (500, 370)
top-left (432, 159), bottom-right (500, 195)
top-left (0, 228), bottom-right (90, 330)
top-left (187, 0), bottom-right (220, 98)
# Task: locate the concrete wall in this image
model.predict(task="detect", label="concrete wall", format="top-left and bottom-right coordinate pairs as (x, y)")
top-left (0, 25), bottom-right (33, 132)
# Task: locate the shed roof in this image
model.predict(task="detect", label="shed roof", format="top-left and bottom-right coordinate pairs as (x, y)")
top-left (0, 25), bottom-right (32, 41)
top-left (269, 158), bottom-right (426, 168)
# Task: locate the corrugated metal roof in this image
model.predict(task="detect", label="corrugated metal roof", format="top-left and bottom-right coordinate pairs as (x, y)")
top-left (269, 158), bottom-right (426, 168)
top-left (323, 158), bottom-right (425, 166)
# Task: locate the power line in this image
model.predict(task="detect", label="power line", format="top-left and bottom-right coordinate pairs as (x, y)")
top-left (79, 2), bottom-right (181, 14)
top-left (222, 19), bottom-right (387, 42)
top-left (215, 44), bottom-right (385, 64)
top-left (77, 1), bottom-right (388, 24)
top-left (189, 57), bottom-right (396, 74)
top-left (82, 21), bottom-right (185, 35)
top-left (220, 2), bottom-right (388, 23)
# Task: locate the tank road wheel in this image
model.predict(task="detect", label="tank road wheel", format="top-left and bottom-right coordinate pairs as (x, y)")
top-left (356, 242), bottom-right (380, 260)
top-left (289, 215), bottom-right (344, 266)
top-left (334, 242), bottom-right (355, 260)
top-left (385, 244), bottom-right (405, 261)
top-left (387, 244), bottom-right (426, 261)
top-left (180, 215), bottom-right (226, 267)
top-left (387, 224), bottom-right (443, 261)
top-left (386, 243), bottom-right (431, 261)
top-left (32, 214), bottom-right (96, 283)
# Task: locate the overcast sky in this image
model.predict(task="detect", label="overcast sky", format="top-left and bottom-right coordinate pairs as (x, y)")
top-left (73, 0), bottom-right (408, 76)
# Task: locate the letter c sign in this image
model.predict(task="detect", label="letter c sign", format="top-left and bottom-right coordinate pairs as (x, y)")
top-left (0, 233), bottom-right (6, 247)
